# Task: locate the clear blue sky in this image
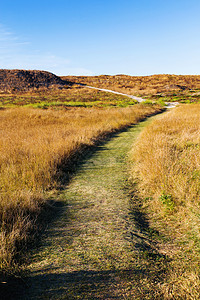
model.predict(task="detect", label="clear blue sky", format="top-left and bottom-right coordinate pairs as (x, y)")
top-left (0, 0), bottom-right (200, 76)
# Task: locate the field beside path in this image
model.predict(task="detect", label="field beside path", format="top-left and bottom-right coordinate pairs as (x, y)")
top-left (0, 104), bottom-right (163, 280)
top-left (130, 104), bottom-right (200, 299)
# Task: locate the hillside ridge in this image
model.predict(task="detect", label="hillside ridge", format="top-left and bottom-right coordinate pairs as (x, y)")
top-left (62, 74), bottom-right (200, 95)
top-left (0, 69), bottom-right (70, 92)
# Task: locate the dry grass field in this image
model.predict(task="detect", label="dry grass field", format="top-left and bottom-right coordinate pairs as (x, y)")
top-left (63, 74), bottom-right (200, 104)
top-left (130, 104), bottom-right (200, 298)
top-left (0, 104), bottom-right (162, 275)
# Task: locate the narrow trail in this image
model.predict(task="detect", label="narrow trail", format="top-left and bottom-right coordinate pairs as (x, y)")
top-left (83, 85), bottom-right (146, 103)
top-left (20, 114), bottom-right (168, 299)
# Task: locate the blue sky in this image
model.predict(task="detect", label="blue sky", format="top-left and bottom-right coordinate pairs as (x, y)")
top-left (0, 0), bottom-right (200, 76)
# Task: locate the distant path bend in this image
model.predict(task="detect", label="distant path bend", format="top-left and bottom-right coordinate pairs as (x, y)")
top-left (81, 84), bottom-right (179, 107)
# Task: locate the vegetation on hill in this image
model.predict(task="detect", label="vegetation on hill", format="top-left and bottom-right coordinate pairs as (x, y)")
top-left (129, 104), bottom-right (200, 298)
top-left (0, 104), bottom-right (162, 276)
top-left (0, 69), bottom-right (71, 92)
top-left (0, 70), bottom-right (139, 108)
top-left (1, 70), bottom-right (200, 104)
top-left (62, 74), bottom-right (200, 103)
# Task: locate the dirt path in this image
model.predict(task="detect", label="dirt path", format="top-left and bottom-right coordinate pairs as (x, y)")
top-left (19, 115), bottom-right (168, 299)
top-left (84, 85), bottom-right (146, 103)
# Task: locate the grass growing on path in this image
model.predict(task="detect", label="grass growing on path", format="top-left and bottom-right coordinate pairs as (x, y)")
top-left (12, 115), bottom-right (169, 300)
top-left (0, 104), bottom-right (163, 277)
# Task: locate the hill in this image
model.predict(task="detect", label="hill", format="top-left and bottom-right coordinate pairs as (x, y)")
top-left (1, 70), bottom-right (200, 103)
top-left (0, 69), bottom-right (71, 92)
top-left (62, 74), bottom-right (200, 102)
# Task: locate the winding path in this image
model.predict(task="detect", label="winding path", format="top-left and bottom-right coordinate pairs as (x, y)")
top-left (19, 114), bottom-right (168, 299)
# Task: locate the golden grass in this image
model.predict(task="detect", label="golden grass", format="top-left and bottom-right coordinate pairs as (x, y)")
top-left (0, 104), bottom-right (162, 273)
top-left (130, 104), bottom-right (200, 299)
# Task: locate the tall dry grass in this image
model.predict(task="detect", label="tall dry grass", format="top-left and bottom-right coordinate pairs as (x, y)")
top-left (0, 104), bottom-right (162, 273)
top-left (130, 104), bottom-right (200, 299)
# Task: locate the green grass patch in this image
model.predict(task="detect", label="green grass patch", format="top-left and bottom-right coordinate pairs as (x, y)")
top-left (0, 89), bottom-right (138, 109)
top-left (159, 192), bottom-right (175, 212)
